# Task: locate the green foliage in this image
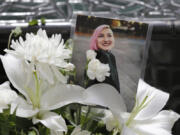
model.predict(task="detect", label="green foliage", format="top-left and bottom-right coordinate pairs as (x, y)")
top-left (28, 18), bottom-right (46, 26)
top-left (0, 109), bottom-right (33, 135)
top-left (57, 104), bottom-right (111, 135)
top-left (29, 19), bottom-right (38, 26)
top-left (40, 17), bottom-right (46, 25)
top-left (36, 125), bottom-right (50, 135)
top-left (0, 100), bottom-right (110, 135)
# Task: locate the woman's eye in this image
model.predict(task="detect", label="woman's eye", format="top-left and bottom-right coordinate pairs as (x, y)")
top-left (98, 34), bottom-right (104, 38)
top-left (107, 34), bottom-right (112, 37)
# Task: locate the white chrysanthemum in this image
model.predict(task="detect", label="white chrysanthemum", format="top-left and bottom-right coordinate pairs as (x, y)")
top-left (87, 59), bottom-right (110, 82)
top-left (65, 63), bottom-right (75, 71)
top-left (5, 29), bottom-right (74, 84)
top-left (86, 50), bottom-right (97, 60)
top-left (5, 29), bottom-right (72, 68)
top-left (0, 81), bottom-right (17, 113)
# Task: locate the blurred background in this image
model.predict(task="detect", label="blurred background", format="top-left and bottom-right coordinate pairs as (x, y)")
top-left (0, 0), bottom-right (180, 134)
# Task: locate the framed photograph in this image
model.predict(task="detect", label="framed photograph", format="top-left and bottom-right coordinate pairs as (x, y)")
top-left (72, 15), bottom-right (149, 110)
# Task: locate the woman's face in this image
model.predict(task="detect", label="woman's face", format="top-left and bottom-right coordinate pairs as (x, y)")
top-left (96, 28), bottom-right (115, 51)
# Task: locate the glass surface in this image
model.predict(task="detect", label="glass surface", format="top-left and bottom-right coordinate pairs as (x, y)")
top-left (0, 0), bottom-right (180, 26)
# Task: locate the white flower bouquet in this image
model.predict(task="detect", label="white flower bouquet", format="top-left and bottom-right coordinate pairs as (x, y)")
top-left (0, 28), bottom-right (179, 135)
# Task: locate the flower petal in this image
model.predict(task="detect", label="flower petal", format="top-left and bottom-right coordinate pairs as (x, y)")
top-left (86, 50), bottom-right (97, 60)
top-left (135, 79), bottom-right (169, 120)
top-left (131, 110), bottom-right (180, 135)
top-left (103, 110), bottom-right (118, 131)
top-left (0, 81), bottom-right (11, 90)
top-left (36, 63), bottom-right (54, 84)
top-left (1, 54), bottom-right (33, 101)
top-left (11, 96), bottom-right (39, 118)
top-left (33, 111), bottom-right (67, 132)
top-left (50, 130), bottom-right (64, 135)
top-left (84, 83), bottom-right (127, 113)
top-left (0, 81), bottom-right (18, 112)
top-left (40, 84), bottom-right (85, 110)
top-left (51, 66), bottom-right (68, 84)
top-left (121, 126), bottom-right (138, 135)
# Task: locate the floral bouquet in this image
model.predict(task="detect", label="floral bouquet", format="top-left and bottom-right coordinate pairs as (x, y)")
top-left (0, 27), bottom-right (179, 135)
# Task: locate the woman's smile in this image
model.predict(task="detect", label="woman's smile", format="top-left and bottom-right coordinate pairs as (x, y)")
top-left (97, 28), bottom-right (115, 51)
top-left (102, 41), bottom-right (112, 46)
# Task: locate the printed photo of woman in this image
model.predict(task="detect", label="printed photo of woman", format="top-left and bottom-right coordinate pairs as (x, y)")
top-left (86, 24), bottom-right (120, 92)
top-left (72, 15), bottom-right (148, 110)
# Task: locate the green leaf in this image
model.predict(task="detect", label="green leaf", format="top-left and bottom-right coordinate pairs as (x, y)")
top-left (41, 17), bottom-right (46, 25)
top-left (29, 19), bottom-right (38, 26)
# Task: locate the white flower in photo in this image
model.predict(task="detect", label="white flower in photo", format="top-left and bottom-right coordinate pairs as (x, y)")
top-left (5, 29), bottom-right (74, 84)
top-left (84, 80), bottom-right (180, 135)
top-left (0, 81), bottom-right (17, 113)
top-left (65, 63), bottom-right (75, 71)
top-left (87, 59), bottom-right (110, 82)
top-left (86, 50), bottom-right (97, 60)
top-left (1, 54), bottom-right (85, 133)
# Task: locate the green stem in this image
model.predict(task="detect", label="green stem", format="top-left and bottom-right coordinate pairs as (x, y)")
top-left (84, 60), bottom-right (90, 88)
top-left (82, 106), bottom-right (91, 130)
top-left (7, 32), bottom-right (13, 49)
top-left (126, 95), bottom-right (149, 126)
top-left (126, 109), bottom-right (138, 126)
top-left (73, 71), bottom-right (76, 83)
top-left (77, 106), bottom-right (81, 125)
top-left (33, 71), bottom-right (41, 108)
top-left (84, 75), bottom-right (89, 88)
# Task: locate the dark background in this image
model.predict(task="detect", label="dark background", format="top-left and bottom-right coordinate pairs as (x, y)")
top-left (143, 23), bottom-right (180, 134)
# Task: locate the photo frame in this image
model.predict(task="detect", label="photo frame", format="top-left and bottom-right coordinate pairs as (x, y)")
top-left (72, 15), bottom-right (150, 110)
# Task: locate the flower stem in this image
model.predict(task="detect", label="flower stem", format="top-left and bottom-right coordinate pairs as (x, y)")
top-left (84, 75), bottom-right (89, 88)
top-left (33, 71), bottom-right (41, 108)
top-left (7, 32), bottom-right (13, 49)
top-left (82, 106), bottom-right (91, 130)
top-left (126, 95), bottom-right (149, 126)
top-left (77, 106), bottom-right (81, 125)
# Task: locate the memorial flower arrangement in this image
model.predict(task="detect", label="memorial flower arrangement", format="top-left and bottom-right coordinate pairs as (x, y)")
top-left (0, 28), bottom-right (179, 135)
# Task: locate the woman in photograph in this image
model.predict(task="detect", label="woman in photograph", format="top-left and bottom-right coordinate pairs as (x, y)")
top-left (86, 24), bottom-right (120, 92)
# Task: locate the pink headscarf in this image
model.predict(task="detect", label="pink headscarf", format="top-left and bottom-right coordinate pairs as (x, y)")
top-left (90, 24), bottom-right (110, 50)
